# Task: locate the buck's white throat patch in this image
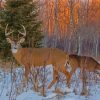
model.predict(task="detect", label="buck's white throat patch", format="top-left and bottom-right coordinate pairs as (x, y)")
top-left (12, 49), bottom-right (18, 53)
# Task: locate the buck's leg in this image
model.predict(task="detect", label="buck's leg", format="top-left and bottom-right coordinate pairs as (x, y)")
top-left (21, 65), bottom-right (30, 89)
top-left (22, 64), bottom-right (31, 87)
top-left (24, 65), bottom-right (30, 80)
top-left (48, 68), bottom-right (58, 89)
top-left (60, 66), bottom-right (71, 88)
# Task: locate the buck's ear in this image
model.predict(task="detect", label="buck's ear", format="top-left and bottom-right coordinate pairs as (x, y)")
top-left (6, 38), bottom-right (12, 43)
top-left (19, 38), bottom-right (25, 43)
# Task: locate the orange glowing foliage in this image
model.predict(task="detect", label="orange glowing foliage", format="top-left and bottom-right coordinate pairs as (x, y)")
top-left (57, 0), bottom-right (70, 35)
top-left (47, 1), bottom-right (55, 35)
top-left (73, 2), bottom-right (80, 25)
top-left (88, 0), bottom-right (100, 24)
top-left (41, 0), bottom-right (55, 36)
top-left (41, 0), bottom-right (80, 37)
top-left (42, 0), bottom-right (100, 36)
top-left (92, 0), bottom-right (100, 7)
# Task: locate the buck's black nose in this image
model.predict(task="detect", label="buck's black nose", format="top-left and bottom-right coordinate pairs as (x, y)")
top-left (14, 47), bottom-right (17, 49)
top-left (67, 61), bottom-right (69, 64)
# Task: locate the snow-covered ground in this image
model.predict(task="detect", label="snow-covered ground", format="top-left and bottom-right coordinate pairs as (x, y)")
top-left (0, 65), bottom-right (100, 100)
top-left (16, 90), bottom-right (100, 100)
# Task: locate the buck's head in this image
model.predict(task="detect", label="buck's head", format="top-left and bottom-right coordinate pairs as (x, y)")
top-left (5, 24), bottom-right (26, 53)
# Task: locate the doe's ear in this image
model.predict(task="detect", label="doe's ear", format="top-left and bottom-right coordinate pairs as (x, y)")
top-left (6, 38), bottom-right (12, 43)
top-left (19, 38), bottom-right (25, 43)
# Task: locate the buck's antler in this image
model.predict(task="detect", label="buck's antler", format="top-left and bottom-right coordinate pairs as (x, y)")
top-left (18, 25), bottom-right (26, 37)
top-left (5, 24), bottom-right (14, 36)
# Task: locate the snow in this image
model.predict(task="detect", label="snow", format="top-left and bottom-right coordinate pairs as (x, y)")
top-left (16, 91), bottom-right (100, 100)
top-left (16, 90), bottom-right (43, 100)
top-left (44, 93), bottom-right (57, 99)
top-left (0, 66), bottom-right (100, 100)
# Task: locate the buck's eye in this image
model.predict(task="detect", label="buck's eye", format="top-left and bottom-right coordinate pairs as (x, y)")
top-left (17, 42), bottom-right (20, 44)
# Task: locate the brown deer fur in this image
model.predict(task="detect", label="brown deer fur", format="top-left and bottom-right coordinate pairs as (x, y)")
top-left (68, 54), bottom-right (100, 76)
top-left (12, 47), bottom-right (71, 89)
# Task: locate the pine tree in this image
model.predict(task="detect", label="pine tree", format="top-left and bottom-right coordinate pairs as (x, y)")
top-left (0, 0), bottom-right (44, 59)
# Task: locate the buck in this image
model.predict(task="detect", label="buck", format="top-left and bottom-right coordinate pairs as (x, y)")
top-left (5, 24), bottom-right (71, 90)
top-left (68, 54), bottom-right (100, 77)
